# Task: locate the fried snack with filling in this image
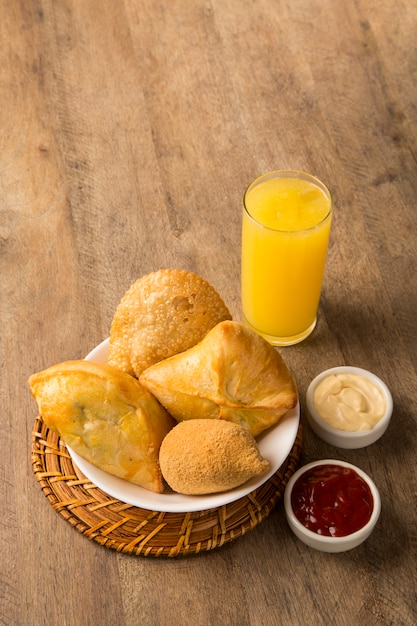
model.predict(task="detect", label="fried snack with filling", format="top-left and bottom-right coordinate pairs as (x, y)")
top-left (140, 320), bottom-right (297, 437)
top-left (108, 269), bottom-right (231, 377)
top-left (159, 419), bottom-right (270, 495)
top-left (28, 360), bottom-right (175, 493)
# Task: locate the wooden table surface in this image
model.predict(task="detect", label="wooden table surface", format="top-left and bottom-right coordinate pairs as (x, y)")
top-left (2, 1), bottom-right (416, 624)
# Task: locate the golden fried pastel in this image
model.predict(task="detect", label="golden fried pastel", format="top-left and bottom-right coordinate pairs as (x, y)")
top-left (159, 419), bottom-right (270, 495)
top-left (108, 269), bottom-right (231, 377)
top-left (28, 360), bottom-right (175, 493)
top-left (140, 320), bottom-right (298, 437)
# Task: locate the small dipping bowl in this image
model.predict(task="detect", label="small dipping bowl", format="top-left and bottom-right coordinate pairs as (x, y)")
top-left (306, 366), bottom-right (393, 449)
top-left (284, 459), bottom-right (381, 552)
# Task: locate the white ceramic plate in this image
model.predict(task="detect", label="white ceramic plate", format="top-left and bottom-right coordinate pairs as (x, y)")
top-left (67, 338), bottom-right (300, 513)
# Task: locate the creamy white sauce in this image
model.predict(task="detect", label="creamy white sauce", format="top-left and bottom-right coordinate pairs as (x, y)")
top-left (313, 373), bottom-right (386, 431)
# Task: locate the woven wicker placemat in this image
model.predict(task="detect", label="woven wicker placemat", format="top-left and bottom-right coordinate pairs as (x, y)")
top-left (31, 416), bottom-right (302, 557)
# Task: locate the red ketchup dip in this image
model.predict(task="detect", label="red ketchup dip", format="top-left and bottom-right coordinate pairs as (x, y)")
top-left (290, 463), bottom-right (374, 537)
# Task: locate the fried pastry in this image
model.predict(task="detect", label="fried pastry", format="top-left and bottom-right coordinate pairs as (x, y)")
top-left (28, 360), bottom-right (175, 493)
top-left (108, 269), bottom-right (232, 377)
top-left (140, 320), bottom-right (298, 437)
top-left (159, 419), bottom-right (270, 495)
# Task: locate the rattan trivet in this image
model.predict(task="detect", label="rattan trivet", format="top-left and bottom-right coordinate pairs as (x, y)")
top-left (31, 416), bottom-right (302, 557)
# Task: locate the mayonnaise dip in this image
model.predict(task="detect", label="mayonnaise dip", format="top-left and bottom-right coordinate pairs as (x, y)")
top-left (313, 373), bottom-right (386, 431)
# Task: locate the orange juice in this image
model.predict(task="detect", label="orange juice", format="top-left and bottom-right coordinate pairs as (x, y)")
top-left (241, 171), bottom-right (332, 345)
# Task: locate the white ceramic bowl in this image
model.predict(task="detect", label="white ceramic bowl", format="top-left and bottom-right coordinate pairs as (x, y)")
top-left (306, 366), bottom-right (393, 449)
top-left (284, 459), bottom-right (381, 552)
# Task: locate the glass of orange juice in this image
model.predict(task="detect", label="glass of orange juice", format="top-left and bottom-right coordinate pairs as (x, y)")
top-left (241, 170), bottom-right (333, 346)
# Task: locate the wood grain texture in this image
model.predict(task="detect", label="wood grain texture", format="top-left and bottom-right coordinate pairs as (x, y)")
top-left (1, 0), bottom-right (416, 624)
